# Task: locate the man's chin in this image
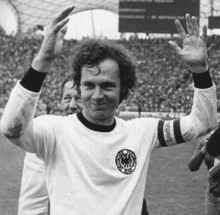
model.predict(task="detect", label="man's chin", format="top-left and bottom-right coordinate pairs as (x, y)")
top-left (92, 110), bottom-right (112, 120)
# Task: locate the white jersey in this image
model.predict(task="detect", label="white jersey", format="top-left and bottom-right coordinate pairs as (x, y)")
top-left (18, 153), bottom-right (49, 215)
top-left (0, 82), bottom-right (217, 215)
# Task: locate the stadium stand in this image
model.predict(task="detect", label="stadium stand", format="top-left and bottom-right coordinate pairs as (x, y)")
top-left (0, 26), bottom-right (220, 115)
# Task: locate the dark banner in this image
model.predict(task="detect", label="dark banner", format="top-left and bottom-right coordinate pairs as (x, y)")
top-left (208, 16), bottom-right (220, 29)
top-left (119, 0), bottom-right (200, 33)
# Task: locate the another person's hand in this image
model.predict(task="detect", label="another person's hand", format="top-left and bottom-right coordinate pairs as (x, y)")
top-left (209, 163), bottom-right (220, 181)
top-left (200, 132), bottom-right (213, 154)
top-left (210, 181), bottom-right (220, 197)
top-left (169, 14), bottom-right (208, 73)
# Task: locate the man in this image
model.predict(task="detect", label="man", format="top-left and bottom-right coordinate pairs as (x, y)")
top-left (18, 76), bottom-right (82, 215)
top-left (0, 6), bottom-right (217, 214)
top-left (18, 74), bottom-right (148, 215)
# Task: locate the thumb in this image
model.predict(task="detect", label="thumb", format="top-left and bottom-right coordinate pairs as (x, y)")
top-left (168, 41), bottom-right (182, 54)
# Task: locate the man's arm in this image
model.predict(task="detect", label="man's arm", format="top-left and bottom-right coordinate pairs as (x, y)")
top-left (156, 14), bottom-right (217, 147)
top-left (0, 6), bottom-right (74, 152)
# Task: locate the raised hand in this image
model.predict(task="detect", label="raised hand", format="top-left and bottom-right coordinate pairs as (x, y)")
top-left (169, 14), bottom-right (208, 73)
top-left (32, 5), bottom-right (74, 72)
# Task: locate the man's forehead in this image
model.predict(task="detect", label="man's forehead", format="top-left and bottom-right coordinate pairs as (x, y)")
top-left (63, 80), bottom-right (77, 91)
top-left (82, 66), bottom-right (100, 76)
top-left (82, 59), bottom-right (119, 75)
top-left (81, 60), bottom-right (120, 82)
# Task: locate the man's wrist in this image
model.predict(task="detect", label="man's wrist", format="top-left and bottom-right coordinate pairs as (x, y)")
top-left (190, 62), bottom-right (209, 74)
top-left (20, 67), bottom-right (47, 92)
top-left (31, 55), bottom-right (53, 73)
top-left (192, 69), bottom-right (213, 89)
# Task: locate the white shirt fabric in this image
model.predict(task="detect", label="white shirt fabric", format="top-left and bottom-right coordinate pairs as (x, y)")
top-left (18, 153), bottom-right (49, 215)
top-left (0, 82), bottom-right (217, 215)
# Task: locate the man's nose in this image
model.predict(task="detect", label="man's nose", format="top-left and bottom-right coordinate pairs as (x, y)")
top-left (92, 87), bottom-right (104, 100)
top-left (69, 99), bottom-right (78, 110)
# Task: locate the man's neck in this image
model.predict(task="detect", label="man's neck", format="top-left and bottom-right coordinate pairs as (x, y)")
top-left (76, 112), bottom-right (116, 132)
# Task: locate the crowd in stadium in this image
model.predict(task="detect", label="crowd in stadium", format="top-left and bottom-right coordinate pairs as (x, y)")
top-left (1, 26), bottom-right (220, 114)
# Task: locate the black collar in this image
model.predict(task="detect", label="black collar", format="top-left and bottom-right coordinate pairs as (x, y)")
top-left (76, 112), bottom-right (116, 132)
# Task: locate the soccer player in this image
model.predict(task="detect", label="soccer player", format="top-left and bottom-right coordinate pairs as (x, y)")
top-left (18, 74), bottom-right (149, 215)
top-left (0, 6), bottom-right (217, 214)
top-left (18, 76), bottom-right (82, 215)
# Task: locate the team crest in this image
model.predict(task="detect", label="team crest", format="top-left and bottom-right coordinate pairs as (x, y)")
top-left (115, 149), bottom-right (137, 175)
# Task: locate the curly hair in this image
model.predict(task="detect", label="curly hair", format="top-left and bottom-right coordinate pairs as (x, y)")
top-left (72, 38), bottom-right (137, 104)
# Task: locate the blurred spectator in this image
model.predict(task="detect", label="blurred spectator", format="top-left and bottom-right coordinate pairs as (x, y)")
top-left (188, 127), bottom-right (220, 215)
top-left (1, 27), bottom-right (220, 113)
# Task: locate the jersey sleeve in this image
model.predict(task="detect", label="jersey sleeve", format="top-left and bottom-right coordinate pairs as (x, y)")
top-left (0, 81), bottom-right (59, 159)
top-left (157, 85), bottom-right (217, 147)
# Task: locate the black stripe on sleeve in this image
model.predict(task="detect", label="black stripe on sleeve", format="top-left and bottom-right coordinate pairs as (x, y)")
top-left (173, 119), bottom-right (185, 144)
top-left (20, 67), bottom-right (47, 92)
top-left (192, 70), bottom-right (212, 89)
top-left (158, 120), bottom-right (167, 147)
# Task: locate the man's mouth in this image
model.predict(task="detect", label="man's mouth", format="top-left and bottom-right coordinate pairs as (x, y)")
top-left (92, 103), bottom-right (106, 106)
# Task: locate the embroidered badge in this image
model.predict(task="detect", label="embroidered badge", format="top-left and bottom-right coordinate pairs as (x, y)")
top-left (115, 149), bottom-right (137, 175)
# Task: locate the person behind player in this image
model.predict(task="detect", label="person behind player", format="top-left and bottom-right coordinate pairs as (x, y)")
top-left (18, 76), bottom-right (82, 215)
top-left (188, 127), bottom-right (220, 215)
top-left (0, 6), bottom-right (217, 214)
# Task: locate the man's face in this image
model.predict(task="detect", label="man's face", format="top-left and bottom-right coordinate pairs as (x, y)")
top-left (80, 58), bottom-right (121, 125)
top-left (61, 80), bottom-right (82, 115)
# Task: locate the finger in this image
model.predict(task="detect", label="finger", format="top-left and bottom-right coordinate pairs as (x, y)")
top-left (201, 25), bottom-right (207, 42)
top-left (53, 5), bottom-right (74, 24)
top-left (59, 25), bottom-right (68, 40)
top-left (174, 20), bottom-right (186, 40)
top-left (168, 41), bottom-right (182, 54)
top-left (191, 16), bottom-right (199, 37)
top-left (186, 14), bottom-right (193, 36)
top-left (53, 18), bottom-right (70, 34)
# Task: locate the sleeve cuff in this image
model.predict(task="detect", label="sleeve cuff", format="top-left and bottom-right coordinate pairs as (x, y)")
top-left (20, 67), bottom-right (47, 92)
top-left (192, 70), bottom-right (213, 89)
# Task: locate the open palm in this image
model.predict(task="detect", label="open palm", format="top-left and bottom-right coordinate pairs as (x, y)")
top-left (169, 14), bottom-right (208, 72)
top-left (180, 35), bottom-right (207, 66)
top-left (38, 6), bottom-right (74, 61)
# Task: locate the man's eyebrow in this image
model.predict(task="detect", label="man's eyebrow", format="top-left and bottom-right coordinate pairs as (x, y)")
top-left (81, 81), bottom-right (93, 84)
top-left (101, 81), bottom-right (116, 85)
top-left (63, 93), bottom-right (71, 96)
